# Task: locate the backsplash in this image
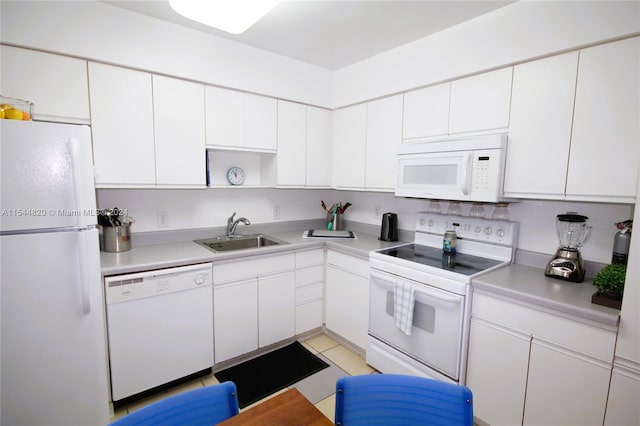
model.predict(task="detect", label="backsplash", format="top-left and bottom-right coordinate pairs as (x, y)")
top-left (97, 189), bottom-right (633, 264)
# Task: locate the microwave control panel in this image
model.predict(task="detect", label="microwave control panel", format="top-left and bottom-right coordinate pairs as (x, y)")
top-left (471, 149), bottom-right (503, 196)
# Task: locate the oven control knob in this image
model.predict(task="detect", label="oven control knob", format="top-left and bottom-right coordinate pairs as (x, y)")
top-left (420, 218), bottom-right (426, 226)
top-left (474, 226), bottom-right (482, 234)
top-left (427, 219), bottom-right (434, 227)
top-left (497, 228), bottom-right (505, 237)
top-left (484, 226), bottom-right (493, 235)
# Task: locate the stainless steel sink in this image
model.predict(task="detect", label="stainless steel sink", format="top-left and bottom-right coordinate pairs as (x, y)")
top-left (194, 234), bottom-right (288, 253)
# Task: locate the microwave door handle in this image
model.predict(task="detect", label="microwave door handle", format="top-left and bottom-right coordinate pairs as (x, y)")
top-left (460, 152), bottom-right (472, 195)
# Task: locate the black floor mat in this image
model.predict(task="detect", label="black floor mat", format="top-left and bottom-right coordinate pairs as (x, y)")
top-left (214, 341), bottom-right (330, 408)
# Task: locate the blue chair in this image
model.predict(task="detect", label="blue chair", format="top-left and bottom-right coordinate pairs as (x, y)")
top-left (335, 374), bottom-right (473, 426)
top-left (110, 381), bottom-right (239, 426)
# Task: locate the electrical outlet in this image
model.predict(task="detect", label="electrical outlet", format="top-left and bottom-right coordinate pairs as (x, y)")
top-left (157, 211), bottom-right (169, 228)
top-left (374, 206), bottom-right (382, 217)
top-left (273, 206), bottom-right (280, 219)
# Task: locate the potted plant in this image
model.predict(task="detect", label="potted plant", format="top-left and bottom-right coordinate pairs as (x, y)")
top-left (591, 263), bottom-right (626, 309)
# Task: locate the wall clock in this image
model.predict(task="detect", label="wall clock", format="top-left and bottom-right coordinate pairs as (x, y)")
top-left (226, 166), bottom-right (246, 186)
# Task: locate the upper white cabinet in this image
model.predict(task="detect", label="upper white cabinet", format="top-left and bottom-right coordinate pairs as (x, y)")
top-left (505, 52), bottom-right (579, 198)
top-left (332, 104), bottom-right (367, 189)
top-left (1, 46), bottom-right (90, 124)
top-left (505, 37), bottom-right (639, 203)
top-left (449, 67), bottom-right (512, 134)
top-left (333, 96), bottom-right (402, 191)
top-left (365, 95), bottom-right (403, 191)
top-left (306, 106), bottom-right (333, 187)
top-left (205, 86), bottom-right (277, 152)
top-left (402, 83), bottom-right (450, 139)
top-left (89, 63), bottom-right (206, 188)
top-left (89, 62), bottom-right (156, 187)
top-left (277, 100), bottom-right (306, 186)
top-left (402, 68), bottom-right (512, 141)
top-left (153, 75), bottom-right (206, 187)
top-left (566, 37), bottom-right (639, 202)
top-left (276, 101), bottom-right (332, 188)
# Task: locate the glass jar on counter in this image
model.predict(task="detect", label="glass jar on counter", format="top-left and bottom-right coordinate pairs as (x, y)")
top-left (447, 201), bottom-right (462, 216)
top-left (427, 200), bottom-right (442, 214)
top-left (492, 203), bottom-right (510, 221)
top-left (469, 202), bottom-right (486, 218)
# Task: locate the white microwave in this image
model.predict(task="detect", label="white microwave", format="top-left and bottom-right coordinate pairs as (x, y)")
top-left (395, 134), bottom-right (510, 202)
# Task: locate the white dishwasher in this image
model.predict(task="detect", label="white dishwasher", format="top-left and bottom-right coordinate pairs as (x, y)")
top-left (105, 263), bottom-right (214, 402)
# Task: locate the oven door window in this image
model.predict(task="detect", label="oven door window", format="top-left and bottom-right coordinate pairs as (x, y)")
top-left (369, 270), bottom-right (465, 380)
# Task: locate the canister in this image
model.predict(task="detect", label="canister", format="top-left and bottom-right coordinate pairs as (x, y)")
top-left (101, 224), bottom-right (132, 252)
top-left (443, 230), bottom-right (457, 254)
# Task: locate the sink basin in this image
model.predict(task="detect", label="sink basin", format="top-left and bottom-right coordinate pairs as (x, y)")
top-left (195, 234), bottom-right (288, 253)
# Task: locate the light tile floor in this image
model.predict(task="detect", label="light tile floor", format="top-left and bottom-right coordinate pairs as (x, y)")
top-left (111, 333), bottom-right (377, 422)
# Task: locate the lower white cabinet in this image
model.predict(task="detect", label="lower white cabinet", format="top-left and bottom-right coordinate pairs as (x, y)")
top-left (467, 291), bottom-right (617, 426)
top-left (325, 250), bottom-right (370, 349)
top-left (466, 317), bottom-right (529, 426)
top-left (258, 271), bottom-right (295, 348)
top-left (605, 362), bottom-right (640, 426)
top-left (213, 252), bottom-right (295, 363)
top-left (524, 338), bottom-right (611, 426)
top-left (213, 278), bottom-right (258, 362)
top-left (295, 249), bottom-right (325, 334)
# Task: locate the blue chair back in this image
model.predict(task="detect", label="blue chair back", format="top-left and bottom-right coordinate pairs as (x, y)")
top-left (109, 381), bottom-right (239, 426)
top-left (335, 374), bottom-right (473, 426)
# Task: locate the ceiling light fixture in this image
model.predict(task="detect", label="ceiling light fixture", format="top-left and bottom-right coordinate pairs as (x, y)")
top-left (169, 0), bottom-right (281, 34)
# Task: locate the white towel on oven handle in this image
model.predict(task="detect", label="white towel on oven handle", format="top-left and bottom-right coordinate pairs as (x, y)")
top-left (394, 279), bottom-right (415, 335)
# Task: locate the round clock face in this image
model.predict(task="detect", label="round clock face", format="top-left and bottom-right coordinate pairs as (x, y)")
top-left (226, 166), bottom-right (246, 185)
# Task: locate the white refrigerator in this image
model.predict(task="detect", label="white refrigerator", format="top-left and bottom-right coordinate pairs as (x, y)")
top-left (0, 120), bottom-right (110, 425)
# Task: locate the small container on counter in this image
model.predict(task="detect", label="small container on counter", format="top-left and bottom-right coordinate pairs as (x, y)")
top-left (0, 96), bottom-right (33, 120)
top-left (447, 201), bottom-right (462, 216)
top-left (443, 230), bottom-right (457, 254)
top-left (492, 203), bottom-right (510, 221)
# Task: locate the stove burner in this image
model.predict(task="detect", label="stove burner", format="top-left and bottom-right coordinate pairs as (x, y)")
top-left (376, 243), bottom-right (503, 276)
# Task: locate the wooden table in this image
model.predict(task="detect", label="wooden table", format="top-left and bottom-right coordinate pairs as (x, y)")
top-left (217, 388), bottom-right (333, 426)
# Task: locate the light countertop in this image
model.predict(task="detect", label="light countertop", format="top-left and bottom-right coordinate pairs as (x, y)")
top-left (100, 224), bottom-right (620, 329)
top-left (100, 227), bottom-right (406, 276)
top-left (472, 263), bottom-right (620, 328)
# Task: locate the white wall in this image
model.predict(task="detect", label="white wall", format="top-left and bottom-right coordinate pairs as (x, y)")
top-left (0, 0), bottom-right (332, 107)
top-left (97, 187), bottom-right (633, 264)
top-left (332, 0), bottom-right (640, 107)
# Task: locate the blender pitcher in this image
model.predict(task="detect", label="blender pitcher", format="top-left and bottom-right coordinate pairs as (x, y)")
top-left (556, 214), bottom-right (592, 250)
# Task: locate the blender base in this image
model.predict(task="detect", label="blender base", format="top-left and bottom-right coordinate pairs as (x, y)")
top-left (544, 249), bottom-right (586, 283)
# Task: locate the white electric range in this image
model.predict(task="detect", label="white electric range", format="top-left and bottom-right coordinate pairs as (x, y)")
top-left (367, 212), bottom-right (518, 384)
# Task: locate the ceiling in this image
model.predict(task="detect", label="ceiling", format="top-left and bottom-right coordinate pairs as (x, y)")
top-left (103, 1), bottom-right (514, 70)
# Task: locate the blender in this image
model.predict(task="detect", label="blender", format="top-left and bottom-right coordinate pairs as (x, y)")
top-left (545, 213), bottom-right (592, 282)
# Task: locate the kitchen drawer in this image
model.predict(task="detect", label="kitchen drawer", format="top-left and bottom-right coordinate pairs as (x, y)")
top-left (295, 300), bottom-right (323, 334)
top-left (296, 265), bottom-right (323, 287)
top-left (296, 282), bottom-right (323, 305)
top-left (327, 250), bottom-right (369, 278)
top-left (296, 248), bottom-right (324, 269)
top-left (472, 291), bottom-right (616, 361)
top-left (213, 252), bottom-right (295, 284)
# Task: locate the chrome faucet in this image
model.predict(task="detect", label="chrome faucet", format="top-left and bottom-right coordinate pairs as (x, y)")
top-left (226, 212), bottom-right (251, 236)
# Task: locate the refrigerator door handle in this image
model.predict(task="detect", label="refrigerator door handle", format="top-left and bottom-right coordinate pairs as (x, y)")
top-left (78, 232), bottom-right (91, 314)
top-left (69, 137), bottom-right (85, 228)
